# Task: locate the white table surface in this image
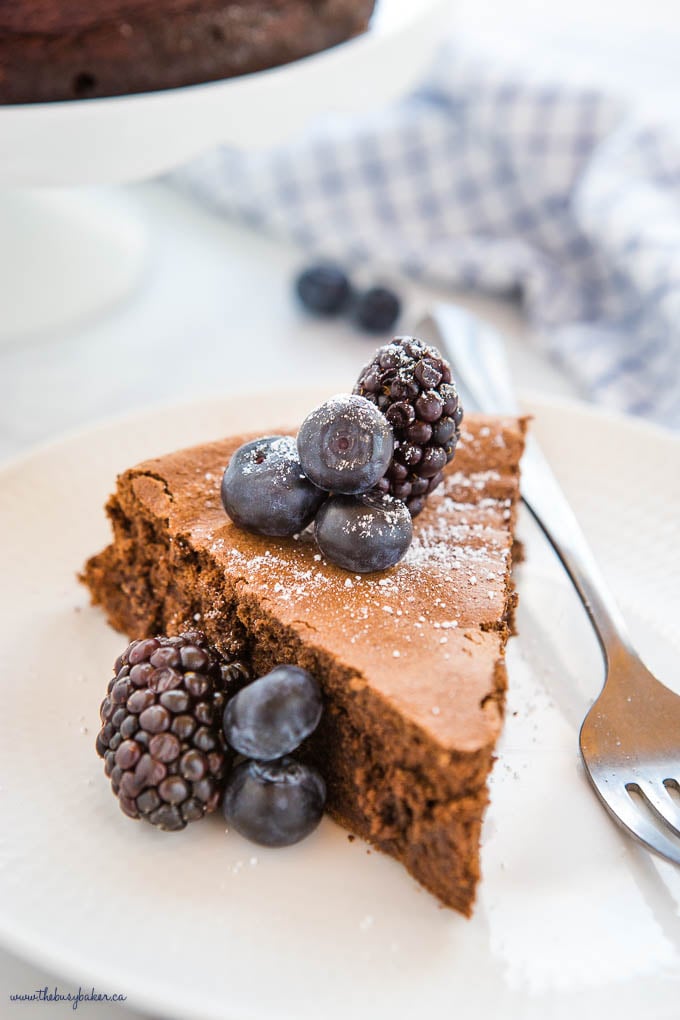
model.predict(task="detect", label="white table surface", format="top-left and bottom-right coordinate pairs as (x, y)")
top-left (2, 0), bottom-right (679, 1013)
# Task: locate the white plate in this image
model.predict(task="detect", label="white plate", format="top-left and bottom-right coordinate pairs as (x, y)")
top-left (0, 0), bottom-right (452, 186)
top-left (0, 391), bottom-right (679, 1020)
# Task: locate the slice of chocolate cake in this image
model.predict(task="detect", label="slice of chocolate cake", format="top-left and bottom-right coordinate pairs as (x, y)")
top-left (83, 413), bottom-right (526, 915)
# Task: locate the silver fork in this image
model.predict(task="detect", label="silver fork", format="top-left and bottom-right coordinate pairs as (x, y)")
top-left (421, 303), bottom-right (680, 865)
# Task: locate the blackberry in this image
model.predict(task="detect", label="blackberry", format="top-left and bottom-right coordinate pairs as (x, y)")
top-left (353, 336), bottom-right (463, 516)
top-left (96, 632), bottom-right (250, 831)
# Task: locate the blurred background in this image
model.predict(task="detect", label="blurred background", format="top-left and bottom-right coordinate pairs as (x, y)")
top-left (1, 0), bottom-right (680, 470)
top-left (1, 0), bottom-right (679, 1014)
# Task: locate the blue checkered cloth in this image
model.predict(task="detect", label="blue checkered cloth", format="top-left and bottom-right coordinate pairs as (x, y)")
top-left (174, 48), bottom-right (680, 428)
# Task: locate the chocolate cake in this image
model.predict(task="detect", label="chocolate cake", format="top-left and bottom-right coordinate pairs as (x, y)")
top-left (83, 413), bottom-right (526, 915)
top-left (0, 0), bottom-right (376, 104)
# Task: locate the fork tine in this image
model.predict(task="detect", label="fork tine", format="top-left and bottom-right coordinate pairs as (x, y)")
top-left (632, 780), bottom-right (680, 839)
top-left (588, 774), bottom-right (680, 865)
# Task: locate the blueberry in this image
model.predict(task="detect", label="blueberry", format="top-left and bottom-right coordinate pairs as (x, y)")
top-left (223, 665), bottom-right (322, 761)
top-left (222, 757), bottom-right (326, 847)
top-left (295, 264), bottom-right (351, 316)
top-left (221, 435), bottom-right (325, 537)
top-left (314, 492), bottom-right (412, 573)
top-left (297, 394), bottom-right (394, 495)
top-left (354, 286), bottom-right (401, 334)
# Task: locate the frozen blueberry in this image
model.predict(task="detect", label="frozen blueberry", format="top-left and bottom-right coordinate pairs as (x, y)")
top-left (297, 394), bottom-right (394, 495)
top-left (221, 435), bottom-right (325, 537)
top-left (223, 665), bottom-right (322, 761)
top-left (315, 492), bottom-right (412, 573)
top-left (354, 286), bottom-right (401, 334)
top-left (222, 757), bottom-right (326, 847)
top-left (295, 264), bottom-right (352, 316)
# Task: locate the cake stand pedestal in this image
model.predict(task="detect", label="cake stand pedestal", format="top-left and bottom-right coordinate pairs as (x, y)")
top-left (0, 0), bottom-right (452, 341)
top-left (0, 189), bottom-right (146, 338)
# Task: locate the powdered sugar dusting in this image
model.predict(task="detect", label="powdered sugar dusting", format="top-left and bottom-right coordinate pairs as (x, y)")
top-left (220, 541), bottom-right (338, 605)
top-left (237, 435), bottom-right (300, 477)
top-left (200, 422), bottom-right (519, 648)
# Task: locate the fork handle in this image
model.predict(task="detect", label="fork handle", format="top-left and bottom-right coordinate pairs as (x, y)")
top-left (519, 436), bottom-right (634, 663)
top-left (423, 304), bottom-right (635, 670)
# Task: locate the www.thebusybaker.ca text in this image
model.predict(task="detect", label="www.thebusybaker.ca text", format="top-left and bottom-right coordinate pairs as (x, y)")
top-left (9, 985), bottom-right (128, 1010)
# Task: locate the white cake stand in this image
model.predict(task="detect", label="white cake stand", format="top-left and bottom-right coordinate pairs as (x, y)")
top-left (0, 0), bottom-right (452, 339)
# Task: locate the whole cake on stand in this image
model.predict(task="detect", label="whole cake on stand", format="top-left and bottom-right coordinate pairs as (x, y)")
top-left (0, 0), bottom-right (376, 103)
top-left (0, 0), bottom-right (450, 338)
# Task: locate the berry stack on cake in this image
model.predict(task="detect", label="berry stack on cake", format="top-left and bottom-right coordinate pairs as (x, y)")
top-left (83, 337), bottom-right (527, 916)
top-left (0, 0), bottom-right (376, 104)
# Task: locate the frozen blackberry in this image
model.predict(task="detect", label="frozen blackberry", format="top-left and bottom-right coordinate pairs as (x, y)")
top-left (353, 336), bottom-right (463, 516)
top-left (96, 632), bottom-right (250, 831)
